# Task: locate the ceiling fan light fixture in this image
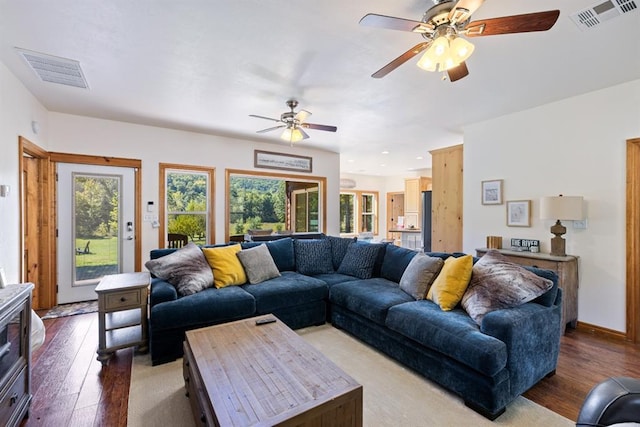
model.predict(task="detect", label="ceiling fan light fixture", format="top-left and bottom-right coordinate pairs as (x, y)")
top-left (281, 126), bottom-right (305, 143)
top-left (417, 35), bottom-right (474, 73)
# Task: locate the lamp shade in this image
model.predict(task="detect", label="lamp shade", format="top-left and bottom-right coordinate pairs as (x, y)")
top-left (540, 196), bottom-right (584, 220)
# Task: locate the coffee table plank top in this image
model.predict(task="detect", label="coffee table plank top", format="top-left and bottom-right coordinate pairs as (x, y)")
top-left (186, 315), bottom-right (362, 427)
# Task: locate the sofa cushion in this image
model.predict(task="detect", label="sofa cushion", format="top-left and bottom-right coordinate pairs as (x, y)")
top-left (399, 253), bottom-right (444, 300)
top-left (386, 301), bottom-right (508, 377)
top-left (327, 235), bottom-right (357, 270)
top-left (150, 285), bottom-right (256, 331)
top-left (241, 271), bottom-right (328, 314)
top-left (380, 244), bottom-right (418, 283)
top-left (294, 239), bottom-right (334, 275)
top-left (312, 273), bottom-right (360, 288)
top-left (427, 254), bottom-right (473, 311)
top-left (202, 244), bottom-right (247, 288)
top-left (337, 243), bottom-right (381, 279)
top-left (462, 250), bottom-right (554, 324)
top-left (237, 244), bottom-right (281, 284)
top-left (144, 242), bottom-right (213, 296)
top-left (242, 237), bottom-right (295, 272)
top-left (330, 278), bottom-right (414, 325)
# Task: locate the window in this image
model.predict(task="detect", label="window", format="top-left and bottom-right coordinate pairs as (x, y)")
top-left (340, 191), bottom-right (379, 235)
top-left (226, 169), bottom-right (326, 240)
top-left (159, 164), bottom-right (214, 247)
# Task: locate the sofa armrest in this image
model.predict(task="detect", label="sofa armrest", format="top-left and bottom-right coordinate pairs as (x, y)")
top-left (150, 278), bottom-right (178, 307)
top-left (480, 288), bottom-right (563, 397)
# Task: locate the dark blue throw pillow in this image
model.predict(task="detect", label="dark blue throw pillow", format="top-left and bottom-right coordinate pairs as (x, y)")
top-left (337, 243), bottom-right (381, 279)
top-left (380, 244), bottom-right (418, 283)
top-left (327, 235), bottom-right (357, 270)
top-left (242, 237), bottom-right (295, 271)
top-left (294, 239), bottom-right (334, 275)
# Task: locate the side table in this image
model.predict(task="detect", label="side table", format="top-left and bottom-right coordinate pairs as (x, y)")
top-left (95, 272), bottom-right (150, 366)
top-left (476, 248), bottom-right (579, 334)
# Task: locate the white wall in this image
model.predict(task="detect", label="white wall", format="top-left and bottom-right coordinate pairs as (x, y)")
top-left (0, 62), bottom-right (49, 283)
top-left (48, 113), bottom-right (341, 264)
top-left (463, 79), bottom-right (640, 333)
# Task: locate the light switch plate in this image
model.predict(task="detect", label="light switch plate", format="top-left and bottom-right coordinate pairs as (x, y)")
top-left (573, 220), bottom-right (588, 229)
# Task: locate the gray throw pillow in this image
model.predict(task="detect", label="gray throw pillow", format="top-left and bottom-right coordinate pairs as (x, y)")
top-left (399, 253), bottom-right (444, 300)
top-left (144, 242), bottom-right (213, 297)
top-left (236, 244), bottom-right (281, 284)
top-left (462, 250), bottom-right (553, 325)
top-left (337, 243), bottom-right (381, 279)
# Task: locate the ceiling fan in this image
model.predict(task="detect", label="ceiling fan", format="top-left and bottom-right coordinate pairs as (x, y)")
top-left (360, 0), bottom-right (560, 82)
top-left (249, 99), bottom-right (337, 144)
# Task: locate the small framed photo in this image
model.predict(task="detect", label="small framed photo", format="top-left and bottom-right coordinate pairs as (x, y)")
top-left (481, 179), bottom-right (503, 205)
top-left (506, 200), bottom-right (531, 227)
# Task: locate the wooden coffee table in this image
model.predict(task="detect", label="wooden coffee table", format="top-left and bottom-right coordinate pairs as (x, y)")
top-left (183, 315), bottom-right (363, 427)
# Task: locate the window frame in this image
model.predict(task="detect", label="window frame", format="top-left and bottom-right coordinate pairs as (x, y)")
top-left (225, 169), bottom-right (326, 241)
top-left (159, 163), bottom-right (215, 247)
top-left (340, 190), bottom-right (379, 236)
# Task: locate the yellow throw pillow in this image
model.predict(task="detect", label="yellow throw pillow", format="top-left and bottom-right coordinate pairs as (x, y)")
top-left (202, 245), bottom-right (247, 288)
top-left (427, 255), bottom-right (473, 311)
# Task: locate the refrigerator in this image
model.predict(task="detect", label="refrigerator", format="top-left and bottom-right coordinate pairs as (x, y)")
top-left (421, 191), bottom-right (432, 252)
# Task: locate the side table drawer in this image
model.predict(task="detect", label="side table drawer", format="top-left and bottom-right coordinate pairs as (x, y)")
top-left (0, 367), bottom-right (28, 426)
top-left (105, 289), bottom-right (142, 310)
top-left (505, 256), bottom-right (558, 272)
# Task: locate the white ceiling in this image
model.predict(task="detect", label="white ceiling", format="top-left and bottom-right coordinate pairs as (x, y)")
top-left (1, 0), bottom-right (639, 176)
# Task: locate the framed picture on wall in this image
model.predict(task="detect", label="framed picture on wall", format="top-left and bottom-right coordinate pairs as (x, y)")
top-left (481, 179), bottom-right (503, 205)
top-left (506, 200), bottom-right (531, 227)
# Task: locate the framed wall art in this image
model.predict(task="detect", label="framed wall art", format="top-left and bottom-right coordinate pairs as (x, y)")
top-left (506, 200), bottom-right (531, 227)
top-left (254, 150), bottom-right (312, 173)
top-left (481, 179), bottom-right (503, 205)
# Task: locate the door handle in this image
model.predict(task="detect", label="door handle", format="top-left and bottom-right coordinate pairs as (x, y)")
top-left (125, 236), bottom-right (134, 240)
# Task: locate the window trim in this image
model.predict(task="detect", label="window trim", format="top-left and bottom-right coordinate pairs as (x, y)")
top-left (159, 163), bottom-right (215, 247)
top-left (225, 169), bottom-right (327, 241)
top-left (340, 190), bottom-right (379, 236)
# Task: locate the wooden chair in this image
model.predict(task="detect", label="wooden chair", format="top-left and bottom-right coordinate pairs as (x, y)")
top-left (167, 233), bottom-right (188, 249)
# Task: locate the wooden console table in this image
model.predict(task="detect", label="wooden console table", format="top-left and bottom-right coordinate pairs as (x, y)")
top-left (476, 248), bottom-right (579, 334)
top-left (95, 272), bottom-right (150, 365)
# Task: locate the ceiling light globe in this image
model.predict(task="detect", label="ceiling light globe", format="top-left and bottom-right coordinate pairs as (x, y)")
top-left (450, 37), bottom-right (475, 62)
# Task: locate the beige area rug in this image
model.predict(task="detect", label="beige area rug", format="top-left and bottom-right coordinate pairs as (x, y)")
top-left (128, 324), bottom-right (573, 427)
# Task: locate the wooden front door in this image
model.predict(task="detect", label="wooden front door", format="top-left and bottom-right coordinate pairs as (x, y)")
top-left (386, 192), bottom-right (404, 243)
top-left (23, 155), bottom-right (41, 308)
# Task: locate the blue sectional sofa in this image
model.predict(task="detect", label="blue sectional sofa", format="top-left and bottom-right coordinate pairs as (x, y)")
top-left (147, 236), bottom-right (562, 420)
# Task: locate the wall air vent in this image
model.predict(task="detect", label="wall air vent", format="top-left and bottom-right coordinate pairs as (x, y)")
top-left (570, 0), bottom-right (637, 30)
top-left (15, 48), bottom-right (88, 89)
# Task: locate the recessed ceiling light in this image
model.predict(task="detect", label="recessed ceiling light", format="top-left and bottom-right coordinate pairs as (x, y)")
top-left (382, 151), bottom-right (389, 154)
top-left (380, 164), bottom-right (386, 167)
top-left (416, 156), bottom-right (423, 160)
top-left (348, 159), bottom-right (355, 163)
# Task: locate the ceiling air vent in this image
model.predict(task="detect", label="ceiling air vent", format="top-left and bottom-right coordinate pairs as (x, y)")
top-left (16, 48), bottom-right (88, 89)
top-left (570, 0), bottom-right (638, 30)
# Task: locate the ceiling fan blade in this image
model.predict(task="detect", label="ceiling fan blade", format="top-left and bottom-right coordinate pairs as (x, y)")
top-left (249, 114), bottom-right (280, 122)
top-left (359, 13), bottom-right (433, 34)
top-left (447, 61), bottom-right (469, 82)
top-left (295, 109), bottom-right (311, 122)
top-left (466, 10), bottom-right (560, 37)
top-left (371, 42), bottom-right (431, 79)
top-left (256, 125), bottom-right (286, 134)
top-left (448, 0), bottom-right (485, 24)
top-left (302, 123), bottom-right (338, 132)
top-left (299, 128), bottom-right (310, 140)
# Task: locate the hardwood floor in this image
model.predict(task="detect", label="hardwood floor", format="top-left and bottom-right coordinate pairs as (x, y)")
top-left (23, 312), bottom-right (640, 426)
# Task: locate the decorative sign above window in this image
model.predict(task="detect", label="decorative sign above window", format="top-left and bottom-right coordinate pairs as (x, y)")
top-left (254, 150), bottom-right (312, 173)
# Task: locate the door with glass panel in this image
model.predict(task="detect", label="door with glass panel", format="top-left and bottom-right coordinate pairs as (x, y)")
top-left (292, 187), bottom-right (319, 232)
top-left (56, 163), bottom-right (136, 304)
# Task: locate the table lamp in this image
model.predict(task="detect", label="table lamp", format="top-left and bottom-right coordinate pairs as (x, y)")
top-left (540, 195), bottom-right (584, 256)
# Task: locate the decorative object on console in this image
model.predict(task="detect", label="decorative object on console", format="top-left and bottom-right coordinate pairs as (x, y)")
top-left (540, 195), bottom-right (584, 256)
top-left (0, 184), bottom-right (9, 197)
top-left (481, 179), bottom-right (503, 205)
top-left (486, 236), bottom-right (502, 249)
top-left (510, 238), bottom-right (540, 252)
top-left (506, 200), bottom-right (531, 227)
